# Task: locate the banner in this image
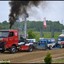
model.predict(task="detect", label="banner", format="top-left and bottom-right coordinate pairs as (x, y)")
top-left (43, 17), bottom-right (47, 29)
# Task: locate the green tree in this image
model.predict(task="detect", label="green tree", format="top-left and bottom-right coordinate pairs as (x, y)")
top-left (0, 20), bottom-right (64, 32)
top-left (28, 30), bottom-right (36, 39)
top-left (1, 20), bottom-right (9, 29)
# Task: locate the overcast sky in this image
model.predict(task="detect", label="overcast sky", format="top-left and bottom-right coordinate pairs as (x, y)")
top-left (0, 1), bottom-right (64, 25)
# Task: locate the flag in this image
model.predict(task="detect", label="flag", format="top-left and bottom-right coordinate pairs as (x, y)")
top-left (43, 17), bottom-right (47, 29)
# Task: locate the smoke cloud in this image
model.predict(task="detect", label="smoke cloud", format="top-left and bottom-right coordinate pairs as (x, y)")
top-left (9, 0), bottom-right (41, 29)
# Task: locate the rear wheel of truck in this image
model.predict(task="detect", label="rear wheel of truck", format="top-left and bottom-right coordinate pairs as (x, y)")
top-left (28, 46), bottom-right (33, 52)
top-left (10, 46), bottom-right (17, 53)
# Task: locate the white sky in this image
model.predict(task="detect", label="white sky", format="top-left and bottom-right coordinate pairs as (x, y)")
top-left (0, 1), bottom-right (64, 25)
top-left (0, 1), bottom-right (10, 22)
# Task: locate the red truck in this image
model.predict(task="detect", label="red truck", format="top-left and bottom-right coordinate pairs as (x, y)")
top-left (0, 30), bottom-right (33, 53)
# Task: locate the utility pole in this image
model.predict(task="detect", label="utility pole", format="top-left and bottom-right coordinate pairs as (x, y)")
top-left (21, 6), bottom-right (28, 39)
top-left (24, 12), bottom-right (28, 39)
top-left (24, 15), bottom-right (27, 39)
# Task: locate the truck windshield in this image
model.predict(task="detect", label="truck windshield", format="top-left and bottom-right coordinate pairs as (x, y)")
top-left (0, 31), bottom-right (9, 38)
top-left (58, 37), bottom-right (64, 41)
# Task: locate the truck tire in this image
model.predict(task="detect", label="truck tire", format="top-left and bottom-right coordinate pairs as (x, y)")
top-left (28, 46), bottom-right (33, 52)
top-left (49, 45), bottom-right (52, 50)
top-left (0, 50), bottom-right (5, 53)
top-left (63, 45), bottom-right (64, 48)
top-left (60, 44), bottom-right (63, 48)
top-left (10, 46), bottom-right (17, 53)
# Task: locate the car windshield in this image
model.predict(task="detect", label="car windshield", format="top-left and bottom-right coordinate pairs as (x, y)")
top-left (0, 31), bottom-right (9, 38)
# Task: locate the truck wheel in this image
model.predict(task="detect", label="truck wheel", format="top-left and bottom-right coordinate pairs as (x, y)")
top-left (60, 45), bottom-right (63, 48)
top-left (10, 46), bottom-right (16, 53)
top-left (0, 50), bottom-right (5, 53)
top-left (63, 45), bottom-right (64, 48)
top-left (49, 46), bottom-right (52, 50)
top-left (28, 46), bottom-right (33, 52)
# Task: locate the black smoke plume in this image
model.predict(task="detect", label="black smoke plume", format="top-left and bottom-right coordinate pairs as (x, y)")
top-left (9, 0), bottom-right (40, 29)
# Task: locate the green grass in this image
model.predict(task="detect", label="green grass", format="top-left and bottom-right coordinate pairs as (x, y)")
top-left (52, 58), bottom-right (64, 63)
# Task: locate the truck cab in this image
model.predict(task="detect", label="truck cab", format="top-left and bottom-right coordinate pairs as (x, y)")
top-left (0, 30), bottom-right (19, 53)
top-left (0, 30), bottom-right (33, 53)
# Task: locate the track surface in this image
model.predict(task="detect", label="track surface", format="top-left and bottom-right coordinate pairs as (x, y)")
top-left (0, 48), bottom-right (64, 63)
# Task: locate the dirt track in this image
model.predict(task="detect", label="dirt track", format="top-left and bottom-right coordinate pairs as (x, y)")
top-left (0, 48), bottom-right (64, 63)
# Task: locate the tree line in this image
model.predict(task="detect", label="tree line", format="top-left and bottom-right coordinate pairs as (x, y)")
top-left (0, 20), bottom-right (64, 32)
